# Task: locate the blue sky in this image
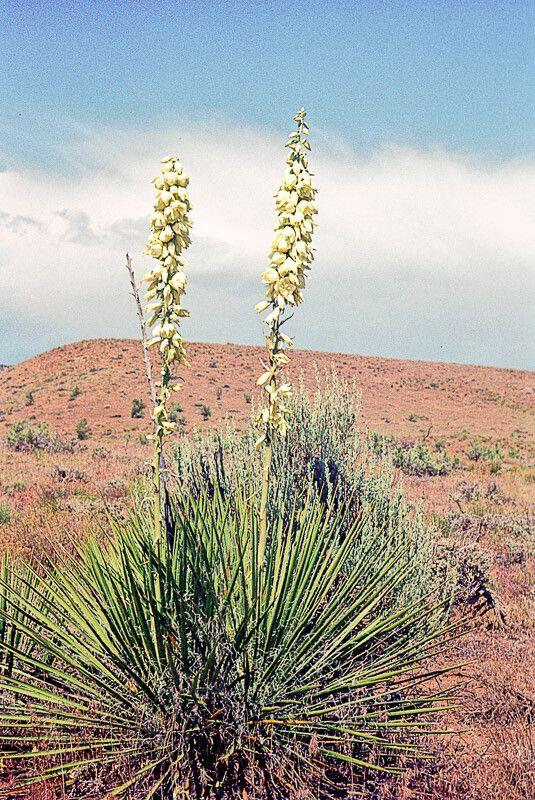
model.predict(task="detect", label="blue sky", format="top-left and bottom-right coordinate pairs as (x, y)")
top-left (1, 1), bottom-right (534, 368)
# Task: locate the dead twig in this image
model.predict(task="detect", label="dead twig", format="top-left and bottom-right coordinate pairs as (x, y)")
top-left (126, 254), bottom-right (173, 539)
top-left (126, 253), bottom-right (156, 406)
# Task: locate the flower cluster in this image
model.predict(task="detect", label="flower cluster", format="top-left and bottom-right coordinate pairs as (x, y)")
top-left (255, 108), bottom-right (317, 445)
top-left (143, 155), bottom-right (192, 439)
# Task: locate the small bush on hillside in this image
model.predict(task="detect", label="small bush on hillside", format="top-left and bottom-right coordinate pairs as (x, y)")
top-left (75, 417), bottom-right (90, 440)
top-left (370, 432), bottom-right (454, 476)
top-left (5, 419), bottom-right (75, 453)
top-left (92, 446), bottom-right (111, 459)
top-left (69, 385), bottom-right (81, 400)
top-left (131, 398), bottom-right (145, 418)
top-left (467, 439), bottom-right (505, 470)
top-left (392, 441), bottom-right (453, 476)
top-left (200, 403), bottom-right (211, 420)
top-left (0, 502), bottom-right (11, 524)
top-left (24, 389), bottom-right (34, 406)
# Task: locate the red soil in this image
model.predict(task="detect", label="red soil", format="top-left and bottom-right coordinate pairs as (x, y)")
top-left (0, 338), bottom-right (532, 444)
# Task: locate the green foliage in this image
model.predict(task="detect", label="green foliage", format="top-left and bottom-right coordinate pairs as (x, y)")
top-left (0, 555), bottom-right (50, 678)
top-left (0, 502), bottom-right (11, 524)
top-left (467, 439), bottom-right (504, 468)
top-left (24, 389), bottom-right (34, 406)
top-left (69, 385), bottom-right (81, 400)
top-left (6, 419), bottom-right (49, 451)
top-left (369, 433), bottom-right (453, 476)
top-left (5, 419), bottom-right (75, 454)
top-left (0, 490), bottom-right (457, 798)
top-left (131, 398), bottom-right (146, 418)
top-left (200, 403), bottom-right (212, 420)
top-left (391, 442), bottom-right (453, 477)
top-left (466, 440), bottom-right (505, 474)
top-left (174, 373), bottom-right (454, 613)
top-left (75, 417), bottom-right (90, 440)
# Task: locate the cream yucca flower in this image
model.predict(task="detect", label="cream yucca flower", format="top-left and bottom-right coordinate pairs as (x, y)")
top-left (255, 108), bottom-right (318, 447)
top-left (143, 155), bottom-right (193, 444)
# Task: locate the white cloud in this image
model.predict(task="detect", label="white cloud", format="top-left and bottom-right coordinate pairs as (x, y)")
top-left (0, 121), bottom-right (534, 368)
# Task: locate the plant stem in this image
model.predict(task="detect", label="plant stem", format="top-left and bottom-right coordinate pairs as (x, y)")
top-left (258, 439), bottom-right (272, 566)
top-left (126, 253), bottom-right (156, 406)
top-left (258, 315), bottom-right (282, 564)
top-left (126, 253), bottom-right (170, 547)
top-left (153, 433), bottom-right (162, 545)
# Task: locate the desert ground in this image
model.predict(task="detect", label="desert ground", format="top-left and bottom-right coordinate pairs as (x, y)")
top-left (0, 337), bottom-right (533, 799)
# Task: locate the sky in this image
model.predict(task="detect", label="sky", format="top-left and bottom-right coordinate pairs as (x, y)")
top-left (0, 0), bottom-right (534, 369)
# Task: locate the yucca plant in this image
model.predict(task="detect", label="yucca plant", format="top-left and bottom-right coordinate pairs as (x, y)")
top-left (0, 110), bottom-right (460, 800)
top-left (0, 487), bottom-right (457, 799)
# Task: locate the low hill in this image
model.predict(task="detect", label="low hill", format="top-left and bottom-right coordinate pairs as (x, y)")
top-left (0, 338), bottom-right (533, 447)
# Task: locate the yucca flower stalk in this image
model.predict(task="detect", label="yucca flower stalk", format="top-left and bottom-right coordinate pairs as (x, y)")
top-left (256, 107), bottom-right (318, 559)
top-left (143, 155), bottom-right (193, 543)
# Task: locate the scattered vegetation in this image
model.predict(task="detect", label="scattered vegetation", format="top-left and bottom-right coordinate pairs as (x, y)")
top-left (5, 419), bottom-right (75, 453)
top-left (467, 438), bottom-right (505, 469)
top-left (75, 417), bottom-right (90, 440)
top-left (130, 397), bottom-right (146, 418)
top-left (167, 401), bottom-right (183, 423)
top-left (370, 432), bottom-right (455, 476)
top-left (0, 502), bottom-right (11, 525)
top-left (200, 403), bottom-right (211, 420)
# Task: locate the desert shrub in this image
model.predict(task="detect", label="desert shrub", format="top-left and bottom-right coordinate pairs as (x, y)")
top-left (75, 417), bottom-right (90, 440)
top-left (53, 465), bottom-right (88, 483)
top-left (6, 419), bottom-right (49, 451)
top-left (0, 502), bottom-right (11, 524)
top-left (0, 489), bottom-right (457, 798)
top-left (467, 439), bottom-right (505, 472)
top-left (200, 403), bottom-right (211, 420)
top-left (3, 481), bottom-right (26, 493)
top-left (5, 419), bottom-right (75, 453)
top-left (131, 398), bottom-right (145, 418)
top-left (24, 389), bottom-right (34, 406)
top-left (69, 384), bottom-right (81, 400)
top-left (173, 372), bottom-right (454, 614)
top-left (391, 441), bottom-right (453, 476)
top-left (370, 434), bottom-right (454, 476)
top-left (92, 446), bottom-right (111, 459)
